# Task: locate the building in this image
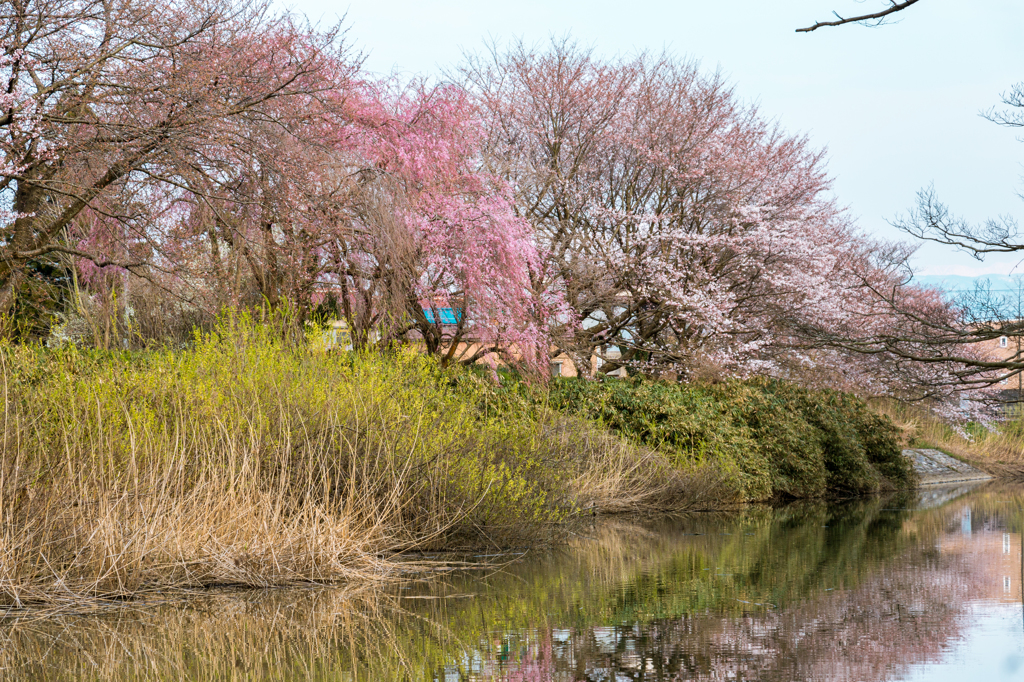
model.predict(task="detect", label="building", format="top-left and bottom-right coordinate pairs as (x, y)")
top-left (313, 314), bottom-right (628, 379)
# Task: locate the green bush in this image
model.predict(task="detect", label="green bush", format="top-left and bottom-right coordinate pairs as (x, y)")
top-left (546, 376), bottom-right (914, 500)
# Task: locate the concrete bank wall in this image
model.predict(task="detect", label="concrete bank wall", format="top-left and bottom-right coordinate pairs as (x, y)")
top-left (903, 448), bottom-right (992, 485)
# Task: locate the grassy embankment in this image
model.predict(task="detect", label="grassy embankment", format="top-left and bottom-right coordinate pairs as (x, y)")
top-left (873, 399), bottom-right (1024, 478)
top-left (0, 317), bottom-right (912, 607)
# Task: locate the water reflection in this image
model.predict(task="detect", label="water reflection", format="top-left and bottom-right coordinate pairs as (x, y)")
top-left (1, 482), bottom-right (1022, 681)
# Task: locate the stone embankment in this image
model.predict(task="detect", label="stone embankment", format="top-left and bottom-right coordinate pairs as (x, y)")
top-left (902, 448), bottom-right (992, 485)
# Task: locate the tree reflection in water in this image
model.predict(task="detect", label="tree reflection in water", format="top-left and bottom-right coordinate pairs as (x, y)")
top-left (0, 483), bottom-right (1019, 682)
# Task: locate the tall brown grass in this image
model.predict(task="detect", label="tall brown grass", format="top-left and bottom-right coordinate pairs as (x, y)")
top-left (541, 416), bottom-right (736, 513)
top-left (0, 314), bottom-right (724, 608)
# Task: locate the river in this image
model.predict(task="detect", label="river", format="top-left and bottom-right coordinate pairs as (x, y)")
top-left (3, 481), bottom-right (1023, 680)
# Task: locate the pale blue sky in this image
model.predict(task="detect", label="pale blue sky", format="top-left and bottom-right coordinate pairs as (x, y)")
top-left (288, 0), bottom-right (1024, 277)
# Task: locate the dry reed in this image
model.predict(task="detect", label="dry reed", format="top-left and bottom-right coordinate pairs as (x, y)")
top-left (0, 314), bottom-right (719, 608)
top-left (538, 415), bottom-right (739, 513)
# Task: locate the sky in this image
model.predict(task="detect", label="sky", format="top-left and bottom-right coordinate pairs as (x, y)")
top-left (286, 0), bottom-right (1024, 278)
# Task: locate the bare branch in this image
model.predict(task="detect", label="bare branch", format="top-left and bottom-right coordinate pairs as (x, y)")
top-left (14, 244), bottom-right (145, 269)
top-left (797, 0), bottom-right (922, 33)
top-left (983, 82), bottom-right (1024, 129)
top-left (891, 185), bottom-right (1023, 258)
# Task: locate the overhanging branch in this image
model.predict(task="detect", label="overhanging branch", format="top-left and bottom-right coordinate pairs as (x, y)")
top-left (797, 0), bottom-right (921, 33)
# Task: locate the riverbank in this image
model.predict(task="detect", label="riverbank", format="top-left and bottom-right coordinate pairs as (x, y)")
top-left (874, 399), bottom-right (1024, 480)
top-left (0, 317), bottom-right (913, 607)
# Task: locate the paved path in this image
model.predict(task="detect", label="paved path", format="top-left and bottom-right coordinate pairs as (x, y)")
top-left (902, 448), bottom-right (992, 485)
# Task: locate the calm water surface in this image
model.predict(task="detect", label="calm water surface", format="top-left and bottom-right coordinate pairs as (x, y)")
top-left (4, 482), bottom-right (1024, 681)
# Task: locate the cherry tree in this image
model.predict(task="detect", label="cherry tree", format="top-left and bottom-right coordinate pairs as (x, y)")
top-left (460, 40), bottom-right (877, 379)
top-left (0, 0), bottom-right (349, 334)
top-left (126, 72), bottom-right (550, 367)
top-left (327, 80), bottom-right (548, 368)
top-left (4, 0), bottom-right (972, 394)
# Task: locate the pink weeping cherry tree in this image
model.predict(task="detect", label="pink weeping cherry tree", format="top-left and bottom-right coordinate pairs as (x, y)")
top-left (165, 75), bottom-right (551, 368)
top-left (326, 79), bottom-right (549, 368)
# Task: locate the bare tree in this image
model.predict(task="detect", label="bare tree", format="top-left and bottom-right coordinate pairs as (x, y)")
top-left (847, 86), bottom-right (1024, 391)
top-left (791, 1), bottom-right (1024, 404)
top-left (893, 87), bottom-right (1024, 267)
top-left (885, 84), bottom-right (1024, 258)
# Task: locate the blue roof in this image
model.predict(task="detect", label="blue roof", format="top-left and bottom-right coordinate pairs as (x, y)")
top-left (423, 307), bottom-right (462, 325)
